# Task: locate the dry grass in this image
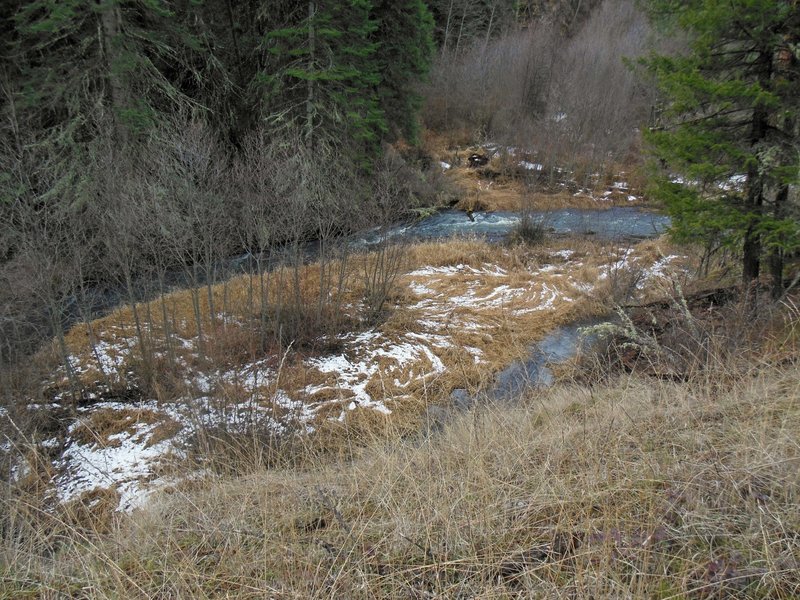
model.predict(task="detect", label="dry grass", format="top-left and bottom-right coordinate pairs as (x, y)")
top-left (4, 226), bottom-right (797, 598)
top-left (71, 408), bottom-right (163, 448)
top-left (3, 354), bottom-right (798, 598)
top-left (422, 134), bottom-right (650, 213)
top-left (11, 234), bottom-right (702, 522)
top-left (46, 236), bottom-right (694, 432)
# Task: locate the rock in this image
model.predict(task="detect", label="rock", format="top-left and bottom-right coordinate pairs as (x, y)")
top-left (450, 388), bottom-right (474, 411)
top-left (467, 153), bottom-right (489, 168)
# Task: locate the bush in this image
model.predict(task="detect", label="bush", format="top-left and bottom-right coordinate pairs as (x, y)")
top-left (508, 214), bottom-right (548, 246)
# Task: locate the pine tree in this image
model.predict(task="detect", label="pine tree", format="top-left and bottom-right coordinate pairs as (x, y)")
top-left (643, 0), bottom-right (800, 296)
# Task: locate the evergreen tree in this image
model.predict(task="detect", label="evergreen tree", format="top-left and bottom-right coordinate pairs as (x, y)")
top-left (255, 0), bottom-right (434, 158)
top-left (8, 1), bottom-right (211, 142)
top-left (257, 0), bottom-right (384, 156)
top-left (643, 0), bottom-right (800, 295)
top-left (372, 0), bottom-right (434, 142)
top-left (1, 0), bottom-right (231, 212)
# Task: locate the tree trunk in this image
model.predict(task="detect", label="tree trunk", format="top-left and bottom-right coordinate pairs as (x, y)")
top-left (454, 0), bottom-right (468, 55)
top-left (225, 0), bottom-right (243, 77)
top-left (742, 225), bottom-right (761, 283)
top-left (99, 1), bottom-right (126, 144)
top-left (305, 0), bottom-right (316, 148)
top-left (742, 49), bottom-right (772, 288)
top-left (769, 185), bottom-right (789, 299)
top-left (442, 0), bottom-right (455, 54)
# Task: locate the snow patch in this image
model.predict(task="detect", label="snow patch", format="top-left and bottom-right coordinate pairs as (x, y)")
top-left (54, 418), bottom-right (180, 511)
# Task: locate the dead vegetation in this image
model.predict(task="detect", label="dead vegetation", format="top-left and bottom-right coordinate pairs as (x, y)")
top-left (41, 234), bottom-right (693, 419)
top-left (422, 131), bottom-right (650, 213)
top-left (0, 232), bottom-right (698, 518)
top-left (3, 217), bottom-right (799, 598)
top-left (2, 297), bottom-right (798, 598)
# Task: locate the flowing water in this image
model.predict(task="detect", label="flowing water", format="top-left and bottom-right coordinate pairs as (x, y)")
top-left (357, 206), bottom-right (670, 246)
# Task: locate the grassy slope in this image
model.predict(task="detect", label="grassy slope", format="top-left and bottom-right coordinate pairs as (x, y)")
top-left (3, 352), bottom-right (799, 598)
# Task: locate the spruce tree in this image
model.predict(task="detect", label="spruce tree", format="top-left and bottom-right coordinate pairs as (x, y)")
top-left (642, 0), bottom-right (799, 295)
top-left (256, 0), bottom-right (434, 159)
top-left (1, 0), bottom-right (230, 212)
top-left (257, 0), bottom-right (384, 157)
top-left (372, 0), bottom-right (434, 142)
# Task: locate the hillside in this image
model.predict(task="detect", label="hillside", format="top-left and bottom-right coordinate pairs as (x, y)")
top-left (4, 320), bottom-right (799, 597)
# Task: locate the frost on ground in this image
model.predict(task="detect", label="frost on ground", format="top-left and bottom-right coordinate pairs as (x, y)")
top-left (24, 244), bottom-right (687, 513)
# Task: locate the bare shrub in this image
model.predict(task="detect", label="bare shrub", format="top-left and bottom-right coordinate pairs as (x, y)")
top-left (237, 130), bottom-right (367, 348)
top-left (359, 154), bottom-right (413, 322)
top-left (578, 286), bottom-right (787, 382)
top-left (423, 1), bottom-right (674, 177)
top-left (422, 23), bottom-right (558, 136)
top-left (507, 213), bottom-right (548, 246)
top-left (2, 171), bottom-right (92, 399)
top-left (150, 119), bottom-right (235, 355)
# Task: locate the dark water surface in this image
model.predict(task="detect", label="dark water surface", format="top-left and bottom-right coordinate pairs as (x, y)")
top-left (356, 206), bottom-right (670, 246)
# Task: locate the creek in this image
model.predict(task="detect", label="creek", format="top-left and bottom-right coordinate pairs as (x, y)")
top-left (356, 206), bottom-right (670, 246)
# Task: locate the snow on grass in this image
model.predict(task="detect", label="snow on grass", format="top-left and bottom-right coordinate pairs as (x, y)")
top-left (447, 284), bottom-right (526, 309)
top-left (54, 413), bottom-right (180, 511)
top-left (221, 359), bottom-right (276, 389)
top-left (409, 281), bottom-right (436, 296)
top-left (51, 389), bottom-right (308, 512)
top-left (37, 239), bottom-right (689, 513)
top-left (61, 336), bottom-right (136, 384)
top-left (464, 346), bottom-right (484, 363)
top-left (637, 255), bottom-right (683, 288)
top-left (407, 264), bottom-right (493, 278)
top-left (598, 248), bottom-right (636, 280)
top-left (307, 331), bottom-right (446, 414)
top-left (406, 332), bottom-right (453, 348)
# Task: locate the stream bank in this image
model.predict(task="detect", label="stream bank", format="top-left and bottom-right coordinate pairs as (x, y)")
top-left (6, 206), bottom-right (685, 512)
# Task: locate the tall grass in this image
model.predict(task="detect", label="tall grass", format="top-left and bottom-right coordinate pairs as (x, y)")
top-left (2, 295), bottom-right (798, 598)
